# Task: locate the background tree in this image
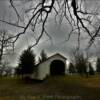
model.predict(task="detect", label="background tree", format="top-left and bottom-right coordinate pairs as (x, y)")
top-left (0, 29), bottom-right (14, 64)
top-left (71, 48), bottom-right (88, 77)
top-left (69, 62), bottom-right (76, 74)
top-left (17, 47), bottom-right (36, 78)
top-left (0, 60), bottom-right (13, 77)
top-left (89, 62), bottom-right (95, 75)
top-left (75, 53), bottom-right (87, 77)
top-left (0, 65), bottom-right (4, 77)
top-left (71, 48), bottom-right (93, 77)
top-left (0, 29), bottom-right (14, 77)
top-left (40, 49), bottom-right (48, 62)
top-left (96, 57), bottom-right (100, 73)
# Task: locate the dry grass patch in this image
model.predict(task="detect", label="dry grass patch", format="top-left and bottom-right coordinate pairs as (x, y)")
top-left (0, 75), bottom-right (100, 100)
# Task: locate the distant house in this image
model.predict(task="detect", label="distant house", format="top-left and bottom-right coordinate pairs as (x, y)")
top-left (32, 53), bottom-right (67, 80)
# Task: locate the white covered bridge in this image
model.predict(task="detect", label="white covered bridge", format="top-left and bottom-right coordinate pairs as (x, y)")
top-left (32, 53), bottom-right (67, 80)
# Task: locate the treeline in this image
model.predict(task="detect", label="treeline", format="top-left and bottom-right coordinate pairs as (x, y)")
top-left (1, 46), bottom-right (100, 79)
top-left (68, 53), bottom-right (100, 77)
top-left (68, 62), bottom-right (95, 77)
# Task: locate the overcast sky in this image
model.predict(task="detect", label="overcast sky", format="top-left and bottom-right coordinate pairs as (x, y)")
top-left (0, 0), bottom-right (100, 66)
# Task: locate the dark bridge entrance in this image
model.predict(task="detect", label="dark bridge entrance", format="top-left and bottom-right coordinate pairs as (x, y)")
top-left (50, 60), bottom-right (65, 75)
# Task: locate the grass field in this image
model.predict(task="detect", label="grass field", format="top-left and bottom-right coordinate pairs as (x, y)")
top-left (0, 75), bottom-right (100, 100)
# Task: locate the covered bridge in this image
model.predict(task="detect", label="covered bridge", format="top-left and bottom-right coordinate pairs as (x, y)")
top-left (32, 53), bottom-right (67, 80)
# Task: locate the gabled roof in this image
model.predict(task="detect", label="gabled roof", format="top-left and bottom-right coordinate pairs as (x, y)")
top-left (48, 53), bottom-right (67, 60)
top-left (37, 53), bottom-right (67, 66)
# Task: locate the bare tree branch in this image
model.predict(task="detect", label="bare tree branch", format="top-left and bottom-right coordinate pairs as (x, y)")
top-left (0, 0), bottom-right (100, 49)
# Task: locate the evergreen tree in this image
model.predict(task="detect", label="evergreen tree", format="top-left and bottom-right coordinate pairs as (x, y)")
top-left (69, 62), bottom-right (76, 73)
top-left (17, 47), bottom-right (36, 78)
top-left (40, 49), bottom-right (47, 62)
top-left (96, 58), bottom-right (100, 73)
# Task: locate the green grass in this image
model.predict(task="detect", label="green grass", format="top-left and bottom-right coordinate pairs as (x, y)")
top-left (0, 75), bottom-right (100, 100)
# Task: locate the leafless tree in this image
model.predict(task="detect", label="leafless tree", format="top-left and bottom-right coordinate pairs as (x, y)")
top-left (0, 0), bottom-right (100, 49)
top-left (70, 47), bottom-right (93, 77)
top-left (0, 30), bottom-right (14, 64)
top-left (0, 61), bottom-right (13, 77)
